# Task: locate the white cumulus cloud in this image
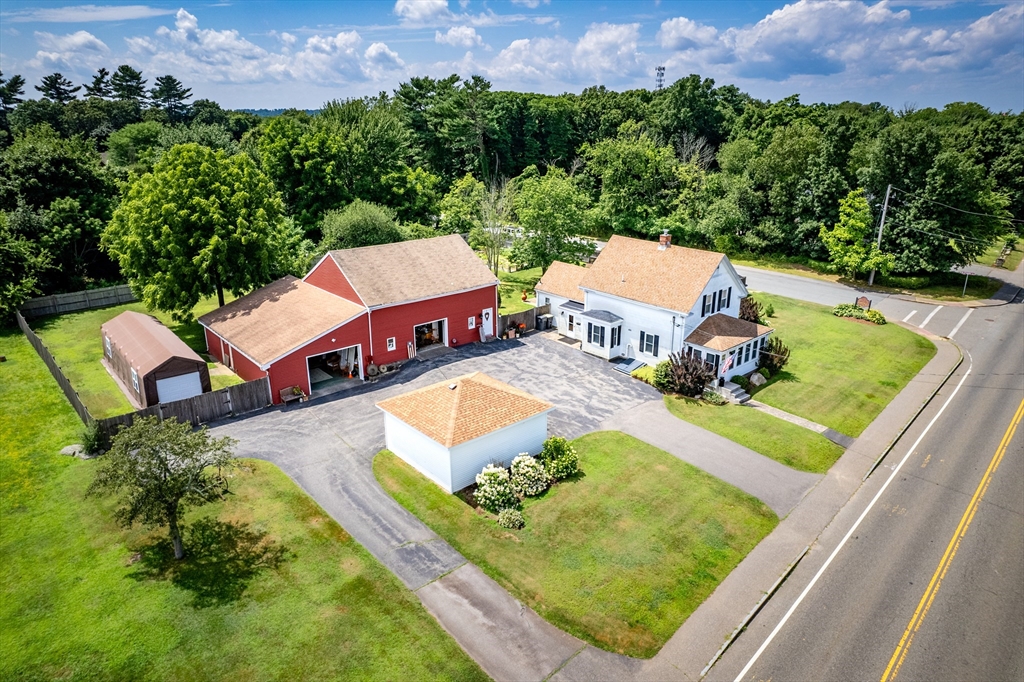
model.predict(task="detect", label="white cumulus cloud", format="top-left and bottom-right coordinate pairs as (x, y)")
top-left (435, 26), bottom-right (485, 48)
top-left (31, 29), bottom-right (109, 70)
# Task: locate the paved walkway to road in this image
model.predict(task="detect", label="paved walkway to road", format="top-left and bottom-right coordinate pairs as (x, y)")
top-left (746, 400), bottom-right (856, 448)
top-left (600, 400), bottom-right (821, 517)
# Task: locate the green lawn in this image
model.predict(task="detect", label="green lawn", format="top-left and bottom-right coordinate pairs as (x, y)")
top-left (664, 397), bottom-right (845, 474)
top-left (374, 432), bottom-right (778, 658)
top-left (0, 329), bottom-right (486, 681)
top-left (976, 237), bottom-right (1024, 271)
top-left (498, 266), bottom-right (542, 315)
top-left (731, 254), bottom-right (1002, 301)
top-left (30, 296), bottom-right (239, 419)
top-left (751, 293), bottom-right (936, 437)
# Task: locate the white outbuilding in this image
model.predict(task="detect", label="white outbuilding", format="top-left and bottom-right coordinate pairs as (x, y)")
top-left (376, 372), bottom-right (554, 493)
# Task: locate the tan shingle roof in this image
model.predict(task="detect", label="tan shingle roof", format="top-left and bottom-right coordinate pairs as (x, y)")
top-left (684, 313), bottom-right (773, 351)
top-left (579, 235), bottom-right (725, 313)
top-left (199, 276), bottom-right (365, 366)
top-left (101, 311), bottom-right (203, 375)
top-left (536, 261), bottom-right (587, 302)
top-left (376, 372), bottom-right (553, 448)
top-left (329, 235), bottom-right (498, 308)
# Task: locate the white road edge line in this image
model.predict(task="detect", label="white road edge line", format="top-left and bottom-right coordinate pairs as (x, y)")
top-left (732, 352), bottom-right (973, 682)
top-left (902, 310), bottom-right (918, 323)
top-left (919, 306), bottom-right (943, 329)
top-left (947, 309), bottom-right (973, 340)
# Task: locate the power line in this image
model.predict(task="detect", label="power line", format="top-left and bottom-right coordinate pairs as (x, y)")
top-left (890, 185), bottom-right (1022, 225)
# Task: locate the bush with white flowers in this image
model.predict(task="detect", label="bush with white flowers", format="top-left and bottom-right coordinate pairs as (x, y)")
top-left (538, 436), bottom-right (579, 481)
top-left (473, 464), bottom-right (518, 513)
top-left (497, 508), bottom-right (525, 529)
top-left (510, 454), bottom-right (550, 497)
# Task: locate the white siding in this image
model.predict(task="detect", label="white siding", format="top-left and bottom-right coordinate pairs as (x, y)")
top-left (448, 412), bottom-right (549, 492)
top-left (537, 289), bottom-right (584, 340)
top-left (383, 413), bottom-right (453, 492)
top-left (686, 261), bottom-right (747, 337)
top-left (583, 290), bottom-right (681, 362)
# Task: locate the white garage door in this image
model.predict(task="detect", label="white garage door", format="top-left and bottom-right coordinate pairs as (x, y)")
top-left (156, 372), bottom-right (203, 403)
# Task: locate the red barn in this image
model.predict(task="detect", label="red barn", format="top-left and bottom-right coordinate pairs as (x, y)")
top-left (199, 235), bottom-right (499, 404)
top-left (304, 234), bottom-right (499, 367)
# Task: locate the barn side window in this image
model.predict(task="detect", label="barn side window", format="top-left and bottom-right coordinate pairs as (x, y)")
top-left (467, 316), bottom-right (476, 330)
top-left (130, 368), bottom-right (139, 393)
top-left (387, 337), bottom-right (396, 351)
top-left (104, 335), bottom-right (112, 358)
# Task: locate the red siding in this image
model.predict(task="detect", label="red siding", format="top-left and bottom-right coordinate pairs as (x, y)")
top-left (305, 256), bottom-right (363, 305)
top-left (264, 314), bottom-right (371, 403)
top-left (227, 343), bottom-right (265, 383)
top-left (204, 327), bottom-right (224, 363)
top-left (367, 285), bottom-right (498, 366)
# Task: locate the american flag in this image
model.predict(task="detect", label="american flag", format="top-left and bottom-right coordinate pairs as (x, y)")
top-left (721, 352), bottom-right (734, 375)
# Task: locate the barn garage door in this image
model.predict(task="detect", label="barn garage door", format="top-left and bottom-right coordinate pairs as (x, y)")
top-left (156, 372), bottom-right (203, 403)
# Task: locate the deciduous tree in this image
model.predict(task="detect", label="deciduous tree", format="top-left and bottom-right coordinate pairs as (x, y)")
top-left (87, 417), bottom-right (237, 560)
top-left (319, 199), bottom-right (404, 252)
top-left (819, 188), bottom-right (895, 278)
top-left (511, 165), bottom-right (593, 268)
top-left (104, 143), bottom-right (293, 319)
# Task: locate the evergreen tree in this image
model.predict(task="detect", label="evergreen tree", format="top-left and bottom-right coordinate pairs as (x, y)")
top-left (0, 72), bottom-right (26, 112)
top-left (110, 64), bottom-right (148, 105)
top-left (150, 75), bottom-right (192, 122)
top-left (83, 67), bottom-right (113, 99)
top-left (35, 73), bottom-right (80, 104)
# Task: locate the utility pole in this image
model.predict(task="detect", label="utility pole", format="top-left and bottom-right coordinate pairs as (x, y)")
top-left (868, 184), bottom-right (892, 286)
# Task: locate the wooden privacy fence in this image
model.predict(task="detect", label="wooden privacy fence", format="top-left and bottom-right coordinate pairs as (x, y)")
top-left (15, 310), bottom-right (272, 442)
top-left (500, 304), bottom-right (550, 334)
top-left (93, 378), bottom-right (272, 441)
top-left (20, 285), bottom-right (137, 319)
top-left (16, 311), bottom-right (93, 425)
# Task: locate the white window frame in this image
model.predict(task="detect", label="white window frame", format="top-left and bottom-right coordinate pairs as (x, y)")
top-left (130, 367), bottom-right (139, 393)
top-left (387, 337), bottom-right (396, 351)
top-left (467, 316), bottom-right (476, 330)
top-left (640, 331), bottom-right (659, 355)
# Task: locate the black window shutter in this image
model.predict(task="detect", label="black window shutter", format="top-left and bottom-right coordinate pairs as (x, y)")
top-left (653, 335), bottom-right (659, 356)
top-left (702, 296), bottom-right (708, 317)
top-left (640, 331), bottom-right (646, 348)
top-left (727, 287), bottom-right (732, 308)
top-left (600, 326), bottom-right (606, 347)
top-left (587, 322), bottom-right (593, 343)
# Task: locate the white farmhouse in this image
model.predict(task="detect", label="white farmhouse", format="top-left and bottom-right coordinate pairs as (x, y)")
top-left (376, 372), bottom-right (554, 493)
top-left (535, 233), bottom-right (773, 379)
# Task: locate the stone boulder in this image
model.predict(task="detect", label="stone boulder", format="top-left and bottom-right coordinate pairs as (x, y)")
top-left (749, 372), bottom-right (767, 388)
top-left (60, 444), bottom-right (84, 457)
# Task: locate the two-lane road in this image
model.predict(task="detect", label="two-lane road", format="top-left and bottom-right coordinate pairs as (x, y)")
top-left (708, 267), bottom-right (1024, 681)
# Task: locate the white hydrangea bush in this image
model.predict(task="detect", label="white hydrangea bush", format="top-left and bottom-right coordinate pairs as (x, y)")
top-left (510, 454), bottom-right (550, 497)
top-left (473, 464), bottom-right (518, 513)
top-left (497, 508), bottom-right (525, 530)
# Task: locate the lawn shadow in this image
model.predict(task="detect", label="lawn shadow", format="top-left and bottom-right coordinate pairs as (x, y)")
top-left (128, 517), bottom-right (290, 607)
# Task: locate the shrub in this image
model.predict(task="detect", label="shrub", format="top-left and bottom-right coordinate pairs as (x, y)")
top-left (81, 421), bottom-right (106, 455)
top-left (866, 309), bottom-right (887, 325)
top-left (764, 302), bottom-right (775, 318)
top-left (730, 375), bottom-right (750, 390)
top-left (497, 508), bottom-right (525, 530)
top-left (630, 364), bottom-right (655, 384)
top-left (474, 464), bottom-right (518, 513)
top-left (760, 335), bottom-right (791, 375)
top-left (510, 454), bottom-right (549, 497)
top-left (739, 297), bottom-right (763, 324)
top-left (878, 273), bottom-right (930, 290)
top-left (758, 367), bottom-right (770, 380)
top-left (651, 360), bottom-right (673, 392)
top-left (702, 389), bottom-right (728, 405)
top-left (832, 303), bottom-right (867, 319)
top-left (539, 436), bottom-right (579, 481)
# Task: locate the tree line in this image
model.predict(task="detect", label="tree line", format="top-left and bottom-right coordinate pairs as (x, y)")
top-left (1, 67), bottom-right (1020, 321)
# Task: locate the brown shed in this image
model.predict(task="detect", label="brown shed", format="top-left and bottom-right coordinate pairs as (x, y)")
top-left (101, 311), bottom-right (211, 408)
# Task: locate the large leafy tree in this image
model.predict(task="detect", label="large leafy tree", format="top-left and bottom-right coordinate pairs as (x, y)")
top-left (88, 416), bottom-right (237, 560)
top-left (511, 165), bottom-right (593, 268)
top-left (649, 74), bottom-right (727, 149)
top-left (106, 120), bottom-right (164, 171)
top-left (582, 122), bottom-right (679, 237)
top-left (0, 211), bottom-right (52, 320)
top-left (150, 75), bottom-right (192, 122)
top-left (319, 199), bottom-right (404, 252)
top-left (438, 173), bottom-right (485, 234)
top-left (35, 72), bottom-right (80, 104)
top-left (104, 143), bottom-right (294, 319)
top-left (819, 188), bottom-right (894, 278)
top-left (0, 125), bottom-right (117, 291)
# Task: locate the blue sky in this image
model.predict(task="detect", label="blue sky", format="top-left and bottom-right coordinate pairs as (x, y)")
top-left (1, 1), bottom-right (1021, 111)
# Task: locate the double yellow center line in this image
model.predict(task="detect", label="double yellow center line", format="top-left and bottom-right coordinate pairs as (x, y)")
top-left (881, 397), bottom-right (1024, 682)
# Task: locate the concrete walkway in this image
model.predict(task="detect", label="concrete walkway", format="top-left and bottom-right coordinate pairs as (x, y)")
top-left (745, 400), bottom-right (856, 448)
top-left (600, 400), bottom-right (821, 517)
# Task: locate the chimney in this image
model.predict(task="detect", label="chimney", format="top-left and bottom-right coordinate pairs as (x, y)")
top-left (658, 229), bottom-right (672, 250)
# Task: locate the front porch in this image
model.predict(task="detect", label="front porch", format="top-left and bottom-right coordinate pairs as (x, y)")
top-left (683, 313), bottom-right (774, 391)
